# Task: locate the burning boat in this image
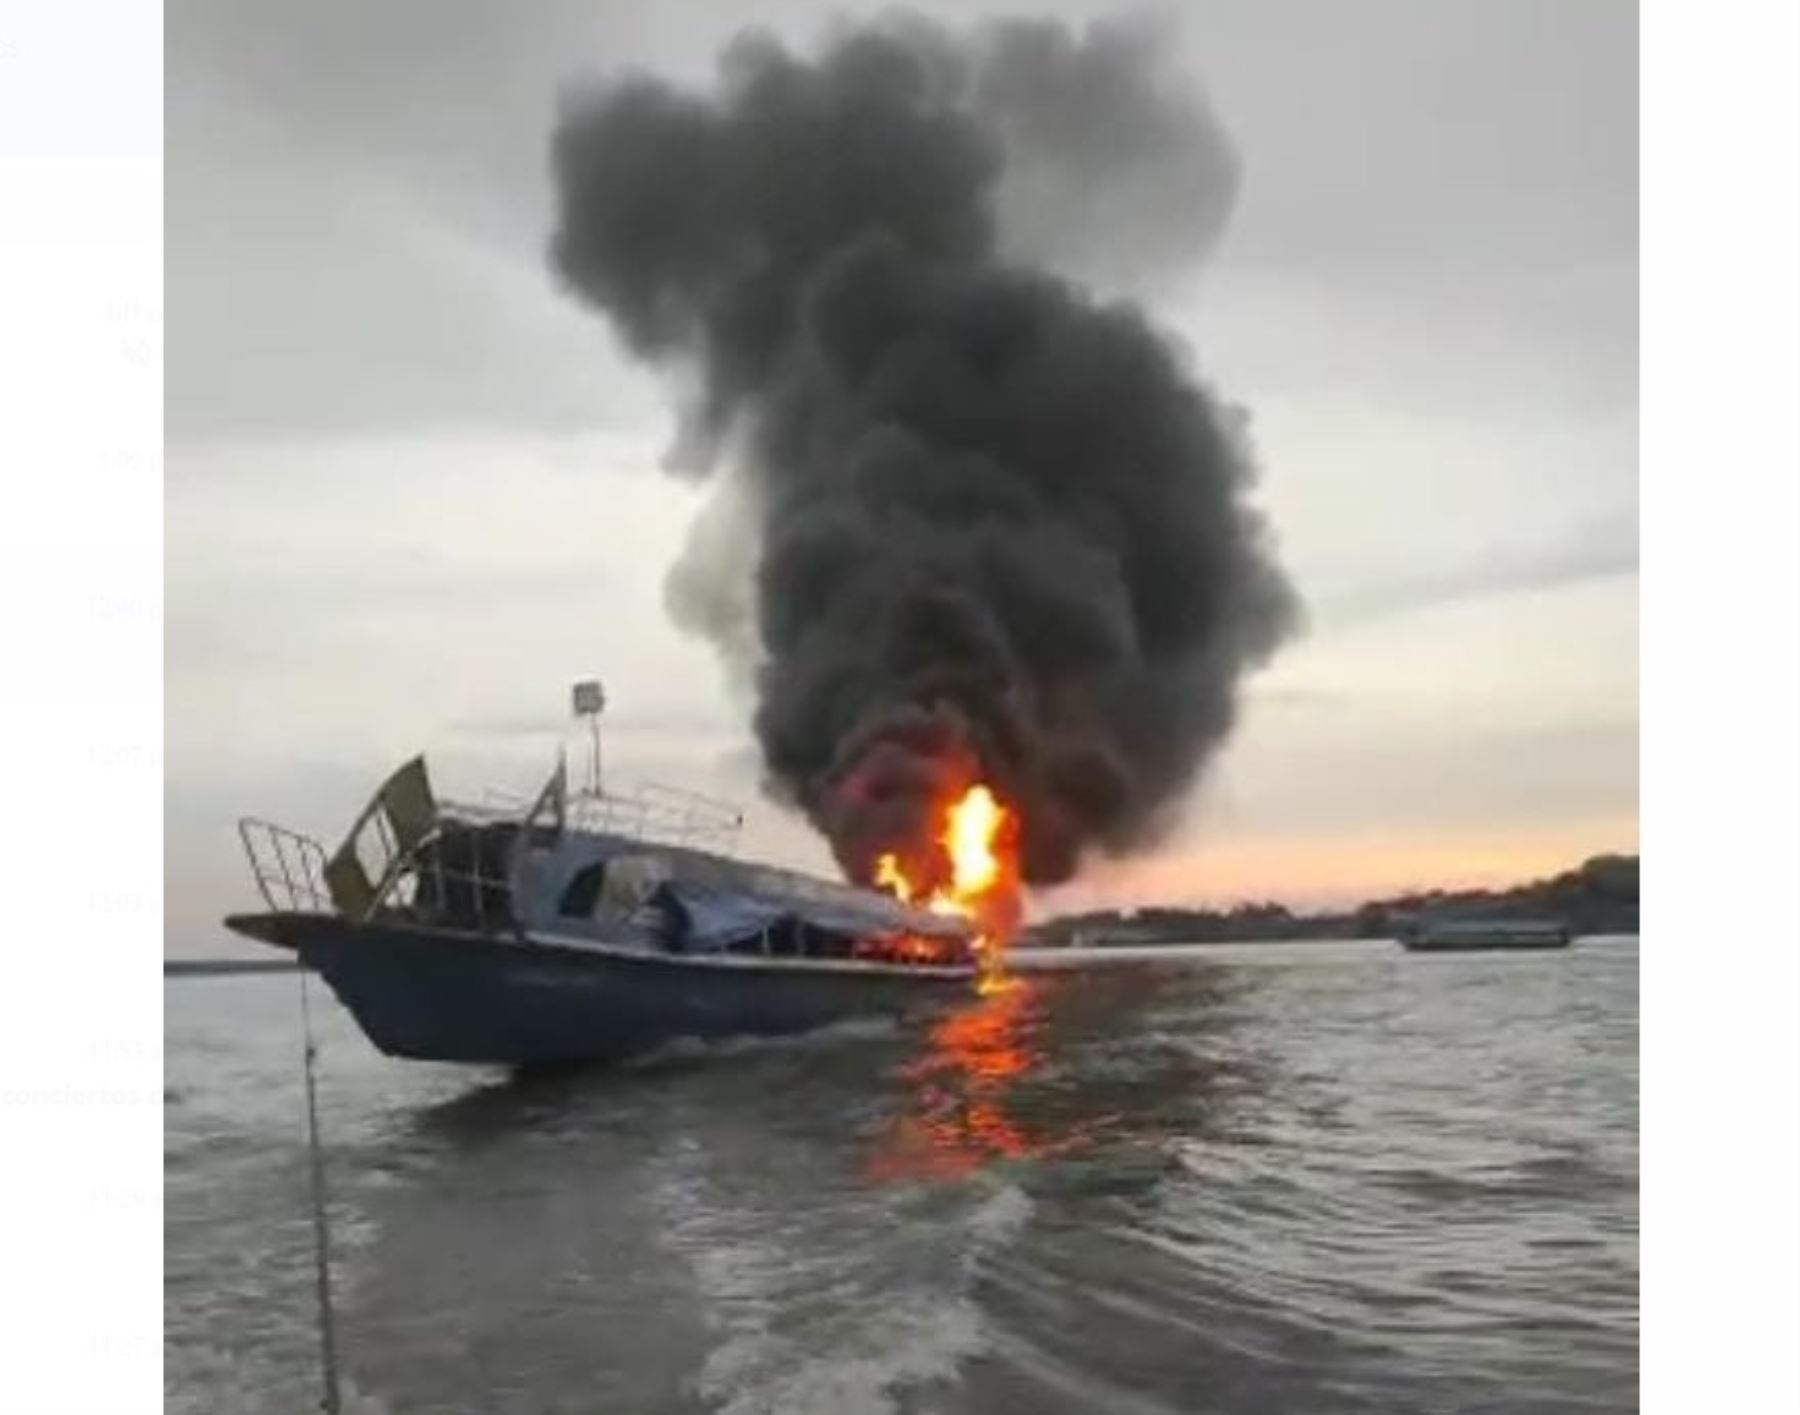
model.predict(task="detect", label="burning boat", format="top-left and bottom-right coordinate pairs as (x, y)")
top-left (225, 744), bottom-right (1013, 1067)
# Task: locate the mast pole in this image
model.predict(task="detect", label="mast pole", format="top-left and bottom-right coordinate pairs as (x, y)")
top-left (571, 679), bottom-right (606, 800)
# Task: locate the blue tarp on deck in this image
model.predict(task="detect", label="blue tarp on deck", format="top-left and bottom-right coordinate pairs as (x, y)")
top-left (662, 880), bottom-right (967, 952)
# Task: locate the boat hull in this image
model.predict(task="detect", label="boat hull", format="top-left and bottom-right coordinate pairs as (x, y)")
top-left (226, 912), bottom-right (975, 1066)
top-left (1400, 930), bottom-right (1572, 953)
top-left (1400, 941), bottom-right (1571, 953)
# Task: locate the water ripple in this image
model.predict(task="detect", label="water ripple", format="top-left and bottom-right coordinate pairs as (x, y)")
top-left (166, 939), bottom-right (1637, 1413)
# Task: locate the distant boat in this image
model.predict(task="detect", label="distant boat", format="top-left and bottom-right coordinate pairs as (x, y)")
top-left (225, 751), bottom-right (983, 1067)
top-left (1397, 917), bottom-right (1572, 952)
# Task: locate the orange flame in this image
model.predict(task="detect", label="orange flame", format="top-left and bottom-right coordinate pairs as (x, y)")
top-left (873, 852), bottom-right (913, 904)
top-left (870, 783), bottom-right (1019, 972)
top-left (945, 784), bottom-right (1005, 900)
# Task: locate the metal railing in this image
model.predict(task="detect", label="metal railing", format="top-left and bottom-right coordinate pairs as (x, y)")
top-left (238, 819), bottom-right (333, 914)
top-left (567, 781), bottom-right (745, 855)
top-left (239, 814), bottom-right (527, 937)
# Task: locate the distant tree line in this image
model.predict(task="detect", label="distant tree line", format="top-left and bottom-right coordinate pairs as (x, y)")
top-left (1022, 853), bottom-right (1639, 947)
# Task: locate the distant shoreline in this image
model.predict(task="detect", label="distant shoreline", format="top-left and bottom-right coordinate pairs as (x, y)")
top-left (1023, 854), bottom-right (1639, 948)
top-left (1013, 932), bottom-right (1636, 955)
top-left (164, 958), bottom-right (300, 977)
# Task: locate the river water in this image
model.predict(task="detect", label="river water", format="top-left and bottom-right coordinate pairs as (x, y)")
top-left (165, 938), bottom-right (1637, 1413)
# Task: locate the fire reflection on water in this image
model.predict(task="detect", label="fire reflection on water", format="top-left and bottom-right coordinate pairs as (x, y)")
top-left (865, 976), bottom-right (1099, 1183)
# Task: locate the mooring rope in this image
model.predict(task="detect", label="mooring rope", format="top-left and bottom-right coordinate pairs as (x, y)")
top-left (298, 968), bottom-right (344, 1415)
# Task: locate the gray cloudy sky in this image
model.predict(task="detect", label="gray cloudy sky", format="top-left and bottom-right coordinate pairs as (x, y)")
top-left (167, 0), bottom-right (1636, 950)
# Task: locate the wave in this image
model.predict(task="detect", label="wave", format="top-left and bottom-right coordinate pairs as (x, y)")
top-left (649, 1128), bottom-right (1034, 1415)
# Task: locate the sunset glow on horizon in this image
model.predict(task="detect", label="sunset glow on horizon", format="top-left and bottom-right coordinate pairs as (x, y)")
top-left (1029, 815), bottom-right (1639, 919)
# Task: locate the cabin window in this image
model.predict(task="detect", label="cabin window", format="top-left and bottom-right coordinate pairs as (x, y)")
top-left (411, 823), bottom-right (516, 925)
top-left (559, 861), bottom-right (609, 918)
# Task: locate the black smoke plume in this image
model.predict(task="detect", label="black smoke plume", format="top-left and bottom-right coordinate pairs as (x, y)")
top-left (550, 13), bottom-right (1298, 892)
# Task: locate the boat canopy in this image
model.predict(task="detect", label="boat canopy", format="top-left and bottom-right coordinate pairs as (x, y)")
top-left (655, 876), bottom-right (968, 954)
top-left (515, 822), bottom-right (975, 952)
